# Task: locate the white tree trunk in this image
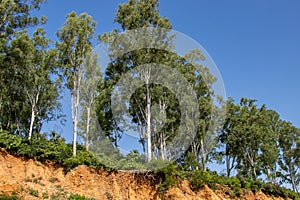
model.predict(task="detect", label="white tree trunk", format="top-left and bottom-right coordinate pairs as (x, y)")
top-left (28, 91), bottom-right (39, 140)
top-left (146, 81), bottom-right (152, 162)
top-left (73, 73), bottom-right (81, 157)
top-left (85, 106), bottom-right (91, 151)
top-left (28, 106), bottom-right (35, 140)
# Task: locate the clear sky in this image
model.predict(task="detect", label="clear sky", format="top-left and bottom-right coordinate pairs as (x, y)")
top-left (37, 1), bottom-right (300, 142)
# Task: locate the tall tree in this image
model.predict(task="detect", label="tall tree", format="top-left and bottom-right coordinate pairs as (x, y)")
top-left (98, 0), bottom-right (172, 161)
top-left (79, 53), bottom-right (103, 151)
top-left (0, 0), bottom-right (46, 133)
top-left (218, 98), bottom-right (241, 177)
top-left (183, 49), bottom-right (217, 171)
top-left (56, 12), bottom-right (96, 157)
top-left (278, 121), bottom-right (300, 192)
top-left (26, 28), bottom-right (59, 139)
top-left (261, 109), bottom-right (280, 184)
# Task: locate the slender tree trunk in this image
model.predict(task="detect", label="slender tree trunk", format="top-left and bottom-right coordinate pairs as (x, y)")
top-left (289, 165), bottom-right (297, 192)
top-left (226, 154), bottom-right (230, 177)
top-left (73, 86), bottom-right (78, 157)
top-left (200, 138), bottom-right (206, 171)
top-left (28, 90), bottom-right (39, 140)
top-left (85, 106), bottom-right (91, 151)
top-left (146, 80), bottom-right (152, 162)
top-left (29, 106), bottom-right (35, 140)
top-left (162, 136), bottom-right (167, 160)
top-left (273, 164), bottom-right (277, 185)
top-left (73, 74), bottom-right (81, 157)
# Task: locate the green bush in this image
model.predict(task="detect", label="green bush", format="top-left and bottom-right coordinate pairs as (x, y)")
top-left (224, 177), bottom-right (241, 197)
top-left (0, 131), bottom-right (22, 153)
top-left (155, 164), bottom-right (179, 194)
top-left (0, 131), bottom-right (107, 173)
top-left (190, 170), bottom-right (217, 190)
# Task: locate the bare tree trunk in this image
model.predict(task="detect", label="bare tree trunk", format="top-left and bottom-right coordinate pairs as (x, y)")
top-left (73, 73), bottom-right (81, 157)
top-left (85, 106), bottom-right (91, 151)
top-left (226, 154), bottom-right (230, 177)
top-left (289, 165), bottom-right (297, 192)
top-left (73, 84), bottom-right (78, 157)
top-left (29, 106), bottom-right (35, 140)
top-left (158, 99), bottom-right (167, 160)
top-left (273, 164), bottom-right (277, 185)
top-left (200, 138), bottom-right (206, 171)
top-left (28, 90), bottom-right (39, 140)
top-left (146, 81), bottom-right (152, 162)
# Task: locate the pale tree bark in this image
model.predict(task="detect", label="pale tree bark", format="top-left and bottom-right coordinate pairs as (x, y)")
top-left (140, 66), bottom-right (152, 162)
top-left (27, 86), bottom-right (40, 140)
top-left (134, 97), bottom-right (147, 157)
top-left (158, 99), bottom-right (167, 160)
top-left (72, 71), bottom-right (82, 157)
top-left (289, 164), bottom-right (298, 192)
top-left (146, 79), bottom-right (152, 161)
top-left (85, 106), bottom-right (91, 151)
top-left (200, 138), bottom-right (207, 171)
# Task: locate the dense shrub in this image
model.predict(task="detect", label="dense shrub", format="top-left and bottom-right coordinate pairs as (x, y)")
top-left (0, 131), bottom-right (105, 172)
top-left (190, 170), bottom-right (218, 190)
top-left (155, 164), bottom-right (180, 193)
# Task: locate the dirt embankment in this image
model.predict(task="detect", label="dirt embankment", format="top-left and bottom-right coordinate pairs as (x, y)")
top-left (0, 148), bottom-right (289, 200)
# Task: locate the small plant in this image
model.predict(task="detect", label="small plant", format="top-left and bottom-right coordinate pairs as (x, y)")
top-left (104, 192), bottom-right (113, 200)
top-left (42, 192), bottom-right (49, 199)
top-left (28, 188), bottom-right (39, 197)
top-left (55, 184), bottom-right (64, 192)
top-left (69, 194), bottom-right (96, 200)
top-left (24, 178), bottom-right (32, 182)
top-left (49, 177), bottom-right (58, 183)
top-left (33, 176), bottom-right (43, 184)
top-left (50, 191), bottom-right (67, 200)
top-left (0, 194), bottom-right (18, 200)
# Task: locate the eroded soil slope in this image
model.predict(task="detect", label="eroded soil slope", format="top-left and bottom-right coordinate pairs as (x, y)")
top-left (0, 148), bottom-right (289, 200)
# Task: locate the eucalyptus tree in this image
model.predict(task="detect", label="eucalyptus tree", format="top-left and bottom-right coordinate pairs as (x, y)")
top-left (218, 98), bottom-right (241, 177)
top-left (98, 0), bottom-right (173, 161)
top-left (2, 28), bottom-right (60, 138)
top-left (0, 0), bottom-right (46, 133)
top-left (278, 121), bottom-right (300, 192)
top-left (56, 12), bottom-right (96, 157)
top-left (79, 53), bottom-right (103, 151)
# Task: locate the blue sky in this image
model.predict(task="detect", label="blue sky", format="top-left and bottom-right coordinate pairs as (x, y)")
top-left (38, 1), bottom-right (300, 144)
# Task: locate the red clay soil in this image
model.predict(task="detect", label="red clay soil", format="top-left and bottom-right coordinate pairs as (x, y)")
top-left (0, 148), bottom-right (290, 200)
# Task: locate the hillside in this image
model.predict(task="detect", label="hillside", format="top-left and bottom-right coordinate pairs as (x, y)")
top-left (0, 148), bottom-right (293, 200)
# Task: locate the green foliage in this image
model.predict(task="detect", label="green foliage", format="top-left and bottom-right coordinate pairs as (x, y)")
top-left (117, 150), bottom-right (146, 170)
top-left (56, 11), bottom-right (97, 157)
top-left (190, 170), bottom-right (218, 190)
top-left (0, 131), bottom-right (22, 153)
top-left (42, 192), bottom-right (49, 199)
top-left (68, 194), bottom-right (96, 200)
top-left (49, 177), bottom-right (59, 183)
top-left (155, 164), bottom-right (179, 194)
top-left (0, 195), bottom-right (18, 200)
top-left (28, 188), bottom-right (39, 197)
top-left (104, 192), bottom-right (113, 200)
top-left (0, 131), bottom-right (106, 172)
